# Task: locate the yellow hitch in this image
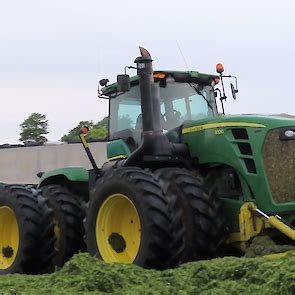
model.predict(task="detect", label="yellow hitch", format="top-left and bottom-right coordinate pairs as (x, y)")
top-left (255, 208), bottom-right (295, 241)
top-left (228, 202), bottom-right (295, 251)
top-left (228, 203), bottom-right (268, 251)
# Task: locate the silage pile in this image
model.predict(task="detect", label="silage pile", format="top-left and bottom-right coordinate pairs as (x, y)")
top-left (0, 251), bottom-right (294, 295)
top-left (244, 236), bottom-right (295, 257)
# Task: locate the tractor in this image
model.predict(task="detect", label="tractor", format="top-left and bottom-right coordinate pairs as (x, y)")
top-left (1, 47), bottom-right (294, 274)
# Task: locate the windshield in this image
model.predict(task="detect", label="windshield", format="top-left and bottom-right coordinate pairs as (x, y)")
top-left (109, 81), bottom-right (217, 138)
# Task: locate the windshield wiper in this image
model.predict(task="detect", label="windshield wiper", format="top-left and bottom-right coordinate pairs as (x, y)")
top-left (189, 83), bottom-right (213, 110)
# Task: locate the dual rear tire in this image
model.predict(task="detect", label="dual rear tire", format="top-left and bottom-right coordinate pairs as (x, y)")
top-left (155, 168), bottom-right (227, 262)
top-left (0, 185), bottom-right (54, 274)
top-left (0, 184), bottom-right (86, 274)
top-left (85, 167), bottom-right (184, 269)
top-left (41, 185), bottom-right (85, 267)
top-left (85, 167), bottom-right (227, 269)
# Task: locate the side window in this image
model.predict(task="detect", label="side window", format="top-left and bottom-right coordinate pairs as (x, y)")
top-left (118, 103), bottom-right (141, 131)
top-left (172, 97), bottom-right (187, 120)
top-left (189, 94), bottom-right (209, 119)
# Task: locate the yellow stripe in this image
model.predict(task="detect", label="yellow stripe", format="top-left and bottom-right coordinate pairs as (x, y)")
top-left (182, 122), bottom-right (266, 134)
top-left (108, 154), bottom-right (128, 161)
top-left (79, 134), bottom-right (89, 148)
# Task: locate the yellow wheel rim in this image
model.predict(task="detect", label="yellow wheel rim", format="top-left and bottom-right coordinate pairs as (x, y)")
top-left (96, 194), bottom-right (141, 263)
top-left (0, 206), bottom-right (19, 269)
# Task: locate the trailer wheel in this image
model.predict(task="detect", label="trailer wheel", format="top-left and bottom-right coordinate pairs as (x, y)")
top-left (85, 167), bottom-right (184, 269)
top-left (155, 168), bottom-right (227, 262)
top-left (0, 185), bottom-right (54, 274)
top-left (41, 184), bottom-right (85, 267)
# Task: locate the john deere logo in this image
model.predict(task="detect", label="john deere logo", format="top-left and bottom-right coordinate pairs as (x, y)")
top-left (214, 129), bottom-right (224, 135)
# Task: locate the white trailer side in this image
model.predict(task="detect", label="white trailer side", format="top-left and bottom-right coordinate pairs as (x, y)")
top-left (0, 142), bottom-right (107, 184)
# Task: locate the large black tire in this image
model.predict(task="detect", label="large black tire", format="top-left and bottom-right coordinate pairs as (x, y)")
top-left (34, 189), bottom-right (56, 273)
top-left (0, 185), bottom-right (54, 274)
top-left (155, 168), bottom-right (228, 262)
top-left (85, 167), bottom-right (184, 269)
top-left (41, 184), bottom-right (85, 267)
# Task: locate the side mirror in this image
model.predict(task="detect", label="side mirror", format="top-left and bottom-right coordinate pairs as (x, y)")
top-left (230, 83), bottom-right (238, 100)
top-left (117, 74), bottom-right (130, 92)
top-left (99, 78), bottom-right (109, 87)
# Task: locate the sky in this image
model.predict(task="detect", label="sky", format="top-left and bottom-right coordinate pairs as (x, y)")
top-left (1, 0), bottom-right (295, 143)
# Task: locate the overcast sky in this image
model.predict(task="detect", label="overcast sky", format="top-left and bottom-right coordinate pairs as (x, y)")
top-left (1, 0), bottom-right (295, 143)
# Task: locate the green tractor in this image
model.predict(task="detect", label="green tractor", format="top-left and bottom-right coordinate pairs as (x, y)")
top-left (1, 47), bottom-right (294, 273)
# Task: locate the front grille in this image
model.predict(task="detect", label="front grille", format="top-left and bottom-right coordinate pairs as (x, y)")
top-left (263, 128), bottom-right (295, 203)
top-left (232, 128), bottom-right (249, 140)
top-left (232, 128), bottom-right (257, 174)
top-left (244, 158), bottom-right (257, 174)
top-left (237, 143), bottom-right (253, 155)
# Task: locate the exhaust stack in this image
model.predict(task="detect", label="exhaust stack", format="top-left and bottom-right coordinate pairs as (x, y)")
top-left (124, 47), bottom-right (187, 167)
top-left (135, 47), bottom-right (162, 134)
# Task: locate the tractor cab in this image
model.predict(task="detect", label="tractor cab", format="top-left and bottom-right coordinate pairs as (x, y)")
top-left (101, 71), bottom-right (219, 150)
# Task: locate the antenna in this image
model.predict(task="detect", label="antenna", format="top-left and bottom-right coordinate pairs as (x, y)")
top-left (176, 41), bottom-right (189, 71)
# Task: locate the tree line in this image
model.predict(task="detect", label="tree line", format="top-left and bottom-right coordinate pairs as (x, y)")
top-left (19, 112), bottom-right (108, 144)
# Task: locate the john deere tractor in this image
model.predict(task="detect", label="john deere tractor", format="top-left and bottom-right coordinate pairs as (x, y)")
top-left (1, 47), bottom-right (294, 273)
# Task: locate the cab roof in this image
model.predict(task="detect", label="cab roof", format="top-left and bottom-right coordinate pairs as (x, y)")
top-left (101, 70), bottom-right (217, 95)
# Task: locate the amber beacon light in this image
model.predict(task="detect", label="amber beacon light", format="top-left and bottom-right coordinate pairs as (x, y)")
top-left (216, 63), bottom-right (224, 74)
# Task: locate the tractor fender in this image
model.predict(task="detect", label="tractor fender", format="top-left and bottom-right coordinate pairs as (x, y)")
top-left (38, 167), bottom-right (89, 188)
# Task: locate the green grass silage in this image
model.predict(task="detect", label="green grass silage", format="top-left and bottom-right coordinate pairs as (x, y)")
top-left (0, 252), bottom-right (294, 295)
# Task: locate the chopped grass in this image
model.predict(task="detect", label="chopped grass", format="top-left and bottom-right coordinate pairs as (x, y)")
top-left (0, 251), bottom-right (294, 295)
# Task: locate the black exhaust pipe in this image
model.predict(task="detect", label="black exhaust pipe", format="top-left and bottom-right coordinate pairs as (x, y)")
top-left (124, 47), bottom-right (188, 168)
top-left (135, 47), bottom-right (162, 134)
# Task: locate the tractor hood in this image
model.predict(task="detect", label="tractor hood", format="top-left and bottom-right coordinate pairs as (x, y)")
top-left (182, 114), bottom-right (295, 135)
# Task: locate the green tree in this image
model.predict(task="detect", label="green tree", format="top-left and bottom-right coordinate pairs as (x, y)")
top-left (88, 126), bottom-right (107, 139)
top-left (19, 112), bottom-right (49, 143)
top-left (94, 117), bottom-right (108, 130)
top-left (61, 117), bottom-right (108, 142)
top-left (61, 120), bottom-right (94, 142)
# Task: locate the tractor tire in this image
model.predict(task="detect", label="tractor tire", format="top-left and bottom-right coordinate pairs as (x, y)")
top-left (41, 184), bottom-right (85, 267)
top-left (0, 185), bottom-right (54, 274)
top-left (33, 189), bottom-right (56, 273)
top-left (155, 168), bottom-right (228, 262)
top-left (85, 167), bottom-right (184, 269)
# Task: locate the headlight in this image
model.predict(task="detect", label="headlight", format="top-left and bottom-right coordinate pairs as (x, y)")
top-left (285, 130), bottom-right (295, 137)
top-left (279, 127), bottom-right (295, 140)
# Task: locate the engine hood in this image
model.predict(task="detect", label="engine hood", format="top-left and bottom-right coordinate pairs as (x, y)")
top-left (182, 114), bottom-right (295, 134)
